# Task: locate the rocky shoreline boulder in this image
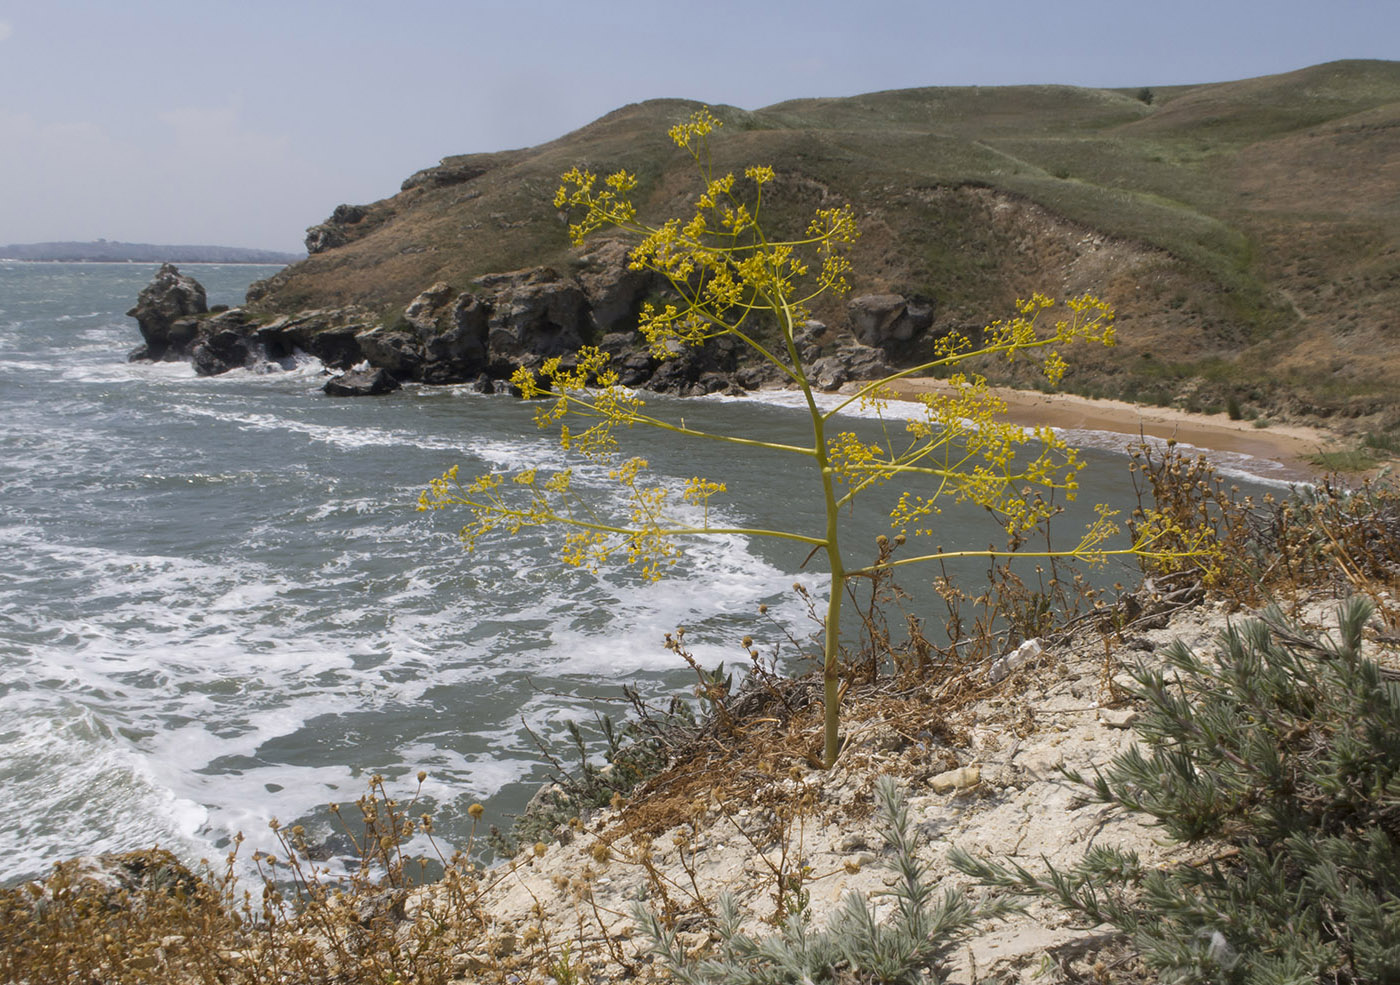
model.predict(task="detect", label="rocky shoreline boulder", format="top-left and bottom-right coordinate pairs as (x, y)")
top-left (847, 292), bottom-right (935, 352)
top-left (323, 366), bottom-right (402, 397)
top-left (189, 308), bottom-right (261, 375)
top-left (126, 263), bottom-right (208, 361)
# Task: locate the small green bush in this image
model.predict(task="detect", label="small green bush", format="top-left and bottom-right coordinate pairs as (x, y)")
top-left (1310, 447), bottom-right (1381, 472)
top-left (491, 688), bottom-right (707, 855)
top-left (1363, 431), bottom-right (1400, 455)
top-left (638, 775), bottom-right (1012, 984)
top-left (952, 597), bottom-right (1400, 984)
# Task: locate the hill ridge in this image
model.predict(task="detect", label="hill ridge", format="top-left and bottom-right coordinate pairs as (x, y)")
top-left (238, 59), bottom-right (1400, 433)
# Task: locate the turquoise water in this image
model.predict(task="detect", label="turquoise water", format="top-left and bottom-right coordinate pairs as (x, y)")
top-left (0, 263), bottom-right (1284, 883)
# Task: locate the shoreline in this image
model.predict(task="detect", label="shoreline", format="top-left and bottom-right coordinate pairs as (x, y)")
top-left (874, 378), bottom-right (1343, 484)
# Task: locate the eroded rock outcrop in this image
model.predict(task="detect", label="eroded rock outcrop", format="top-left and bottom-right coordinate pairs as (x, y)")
top-left (126, 263), bottom-right (208, 361)
top-left (810, 343), bottom-right (894, 391)
top-left (128, 263), bottom-right (918, 396)
top-left (400, 162), bottom-right (490, 192)
top-left (574, 239), bottom-right (655, 334)
top-left (323, 366), bottom-right (401, 397)
top-left (847, 293), bottom-right (935, 351)
top-left (190, 308), bottom-right (259, 376)
top-left (258, 307), bottom-right (380, 369)
top-left (3, 848), bottom-right (202, 914)
top-left (403, 284), bottom-right (491, 383)
top-left (305, 204), bottom-right (375, 255)
top-left (476, 267), bottom-right (590, 372)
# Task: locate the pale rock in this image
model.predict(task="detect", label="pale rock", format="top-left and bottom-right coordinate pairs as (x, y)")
top-left (1098, 706), bottom-right (1140, 729)
top-left (928, 764), bottom-right (981, 793)
top-left (988, 637), bottom-right (1042, 683)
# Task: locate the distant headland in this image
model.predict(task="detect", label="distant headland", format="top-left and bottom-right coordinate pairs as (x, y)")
top-left (1, 240), bottom-right (303, 265)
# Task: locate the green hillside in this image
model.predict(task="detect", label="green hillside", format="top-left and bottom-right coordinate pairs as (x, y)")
top-left (248, 60), bottom-right (1400, 430)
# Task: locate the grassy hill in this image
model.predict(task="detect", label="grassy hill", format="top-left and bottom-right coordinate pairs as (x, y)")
top-left (248, 59), bottom-right (1400, 432)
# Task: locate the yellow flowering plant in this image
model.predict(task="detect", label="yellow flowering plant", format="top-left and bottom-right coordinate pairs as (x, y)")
top-left (422, 109), bottom-right (1194, 768)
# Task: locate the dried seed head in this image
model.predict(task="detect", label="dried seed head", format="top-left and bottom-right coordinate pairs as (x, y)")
top-left (468, 802), bottom-right (485, 820)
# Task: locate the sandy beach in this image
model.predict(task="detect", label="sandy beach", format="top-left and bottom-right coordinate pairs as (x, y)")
top-left (878, 377), bottom-right (1348, 484)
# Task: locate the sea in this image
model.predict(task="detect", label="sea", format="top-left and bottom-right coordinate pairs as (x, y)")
top-left (0, 262), bottom-right (1294, 884)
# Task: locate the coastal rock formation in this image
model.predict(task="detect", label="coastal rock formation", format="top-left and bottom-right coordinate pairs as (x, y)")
top-left (392, 287), bottom-right (497, 383)
top-left (126, 263), bottom-right (208, 361)
top-left (477, 267), bottom-right (590, 372)
top-left (847, 293), bottom-right (935, 351)
top-left (323, 366), bottom-right (401, 396)
top-left (352, 325), bottom-right (423, 379)
top-left (257, 307), bottom-right (380, 369)
top-left (574, 238), bottom-right (656, 333)
top-left (189, 308), bottom-right (263, 376)
top-left (127, 264), bottom-right (926, 395)
top-left (304, 204), bottom-right (379, 255)
top-left (810, 342), bottom-right (894, 390)
top-left (4, 848), bottom-right (202, 911)
top-left (400, 162), bottom-right (490, 192)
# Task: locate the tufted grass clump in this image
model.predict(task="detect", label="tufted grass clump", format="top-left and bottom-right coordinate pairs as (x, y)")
top-left (952, 596), bottom-right (1400, 984)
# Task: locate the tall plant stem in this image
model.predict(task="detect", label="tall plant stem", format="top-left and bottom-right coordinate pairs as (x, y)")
top-left (780, 295), bottom-right (846, 768)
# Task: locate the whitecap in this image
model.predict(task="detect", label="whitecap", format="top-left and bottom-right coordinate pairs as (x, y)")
top-left (0, 699), bottom-right (211, 881)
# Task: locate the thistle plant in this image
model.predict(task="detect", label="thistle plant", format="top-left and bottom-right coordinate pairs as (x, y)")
top-left (421, 109), bottom-right (1184, 767)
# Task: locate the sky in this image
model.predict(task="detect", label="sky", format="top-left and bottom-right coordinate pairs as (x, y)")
top-left (1, 1), bottom-right (1396, 254)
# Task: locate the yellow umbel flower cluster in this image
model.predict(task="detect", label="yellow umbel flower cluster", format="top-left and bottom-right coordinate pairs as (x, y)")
top-left (426, 108), bottom-right (1195, 768)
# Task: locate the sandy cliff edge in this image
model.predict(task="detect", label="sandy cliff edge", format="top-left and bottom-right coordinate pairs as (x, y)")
top-left (446, 595), bottom-right (1378, 983)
